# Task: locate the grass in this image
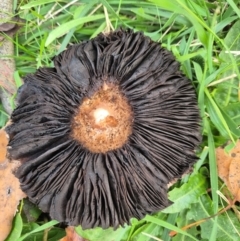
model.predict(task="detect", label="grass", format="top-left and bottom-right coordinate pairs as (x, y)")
top-left (2, 0), bottom-right (240, 240)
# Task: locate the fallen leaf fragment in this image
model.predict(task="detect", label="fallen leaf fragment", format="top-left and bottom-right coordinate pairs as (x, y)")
top-left (60, 226), bottom-right (89, 241)
top-left (0, 128), bottom-right (8, 164)
top-left (170, 142), bottom-right (240, 238)
top-left (0, 128), bottom-right (26, 241)
top-left (229, 152), bottom-right (240, 199)
top-left (216, 146), bottom-right (232, 191)
top-left (216, 141), bottom-right (240, 201)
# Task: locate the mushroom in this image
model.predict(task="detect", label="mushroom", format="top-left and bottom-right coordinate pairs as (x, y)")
top-left (6, 29), bottom-right (201, 229)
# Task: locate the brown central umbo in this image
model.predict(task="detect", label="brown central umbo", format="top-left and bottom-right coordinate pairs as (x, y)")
top-left (71, 82), bottom-right (133, 153)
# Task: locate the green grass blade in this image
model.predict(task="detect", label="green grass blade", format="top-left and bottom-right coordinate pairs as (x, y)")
top-left (5, 213), bottom-right (23, 241)
top-left (226, 0), bottom-right (240, 18)
top-left (45, 14), bottom-right (105, 46)
top-left (20, 0), bottom-right (65, 9)
top-left (205, 88), bottom-right (235, 142)
top-left (144, 215), bottom-right (198, 241)
top-left (205, 119), bottom-right (218, 241)
top-left (17, 220), bottom-right (59, 241)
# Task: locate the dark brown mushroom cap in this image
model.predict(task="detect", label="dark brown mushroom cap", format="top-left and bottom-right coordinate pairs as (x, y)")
top-left (6, 29), bottom-right (201, 229)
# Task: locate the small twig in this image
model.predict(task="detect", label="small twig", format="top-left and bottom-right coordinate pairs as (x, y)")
top-left (89, 4), bottom-right (102, 16)
top-left (169, 191), bottom-right (238, 237)
top-left (158, 20), bottom-right (175, 42)
top-left (142, 232), bottom-right (164, 241)
top-left (224, 51), bottom-right (240, 56)
top-left (207, 73), bottom-right (237, 87)
top-left (218, 190), bottom-right (240, 236)
top-left (39, 0), bottom-right (79, 25)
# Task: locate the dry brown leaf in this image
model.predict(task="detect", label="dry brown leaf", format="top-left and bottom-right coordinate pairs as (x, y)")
top-left (229, 151), bottom-right (240, 200)
top-left (216, 141), bottom-right (240, 201)
top-left (0, 128), bottom-right (8, 164)
top-left (0, 128), bottom-right (26, 241)
top-left (60, 226), bottom-right (89, 241)
top-left (216, 146), bottom-right (232, 189)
